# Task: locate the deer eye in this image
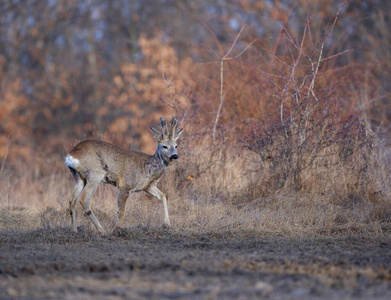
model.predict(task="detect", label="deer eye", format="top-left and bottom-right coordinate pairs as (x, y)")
top-left (162, 145), bottom-right (168, 149)
top-left (175, 146), bottom-right (177, 148)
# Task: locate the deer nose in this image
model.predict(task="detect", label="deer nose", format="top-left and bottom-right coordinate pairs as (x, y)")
top-left (170, 154), bottom-right (178, 160)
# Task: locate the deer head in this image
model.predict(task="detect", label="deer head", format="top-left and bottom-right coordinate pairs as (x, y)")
top-left (150, 116), bottom-right (183, 164)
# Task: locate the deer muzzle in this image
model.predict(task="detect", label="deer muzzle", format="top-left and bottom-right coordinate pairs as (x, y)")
top-left (170, 154), bottom-right (178, 160)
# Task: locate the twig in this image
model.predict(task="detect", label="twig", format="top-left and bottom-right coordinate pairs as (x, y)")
top-left (0, 138), bottom-right (11, 175)
top-left (161, 73), bottom-right (178, 115)
top-left (212, 59), bottom-right (225, 143)
top-left (212, 27), bottom-right (257, 144)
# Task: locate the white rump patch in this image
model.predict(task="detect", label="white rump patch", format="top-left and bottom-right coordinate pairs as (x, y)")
top-left (65, 155), bottom-right (80, 169)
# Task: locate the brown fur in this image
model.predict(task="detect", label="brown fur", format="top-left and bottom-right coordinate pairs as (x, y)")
top-left (65, 117), bottom-right (183, 235)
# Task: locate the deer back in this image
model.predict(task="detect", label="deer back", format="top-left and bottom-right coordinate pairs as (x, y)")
top-left (67, 140), bottom-right (164, 191)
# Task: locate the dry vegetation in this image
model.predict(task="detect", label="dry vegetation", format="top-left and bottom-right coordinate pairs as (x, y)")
top-left (1, 135), bottom-right (390, 238)
top-left (2, 1), bottom-right (390, 239)
top-left (1, 1), bottom-right (391, 298)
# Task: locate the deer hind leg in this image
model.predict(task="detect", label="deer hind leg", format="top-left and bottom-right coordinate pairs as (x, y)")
top-left (78, 176), bottom-right (106, 235)
top-left (69, 175), bottom-right (84, 233)
top-left (146, 184), bottom-right (170, 227)
top-left (116, 189), bottom-right (129, 227)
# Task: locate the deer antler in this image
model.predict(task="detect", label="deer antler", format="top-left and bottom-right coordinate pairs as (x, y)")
top-left (160, 117), bottom-right (169, 139)
top-left (151, 116), bottom-right (182, 141)
top-left (168, 116), bottom-right (177, 139)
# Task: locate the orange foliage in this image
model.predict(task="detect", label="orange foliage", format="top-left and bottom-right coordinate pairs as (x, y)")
top-left (0, 0), bottom-right (389, 166)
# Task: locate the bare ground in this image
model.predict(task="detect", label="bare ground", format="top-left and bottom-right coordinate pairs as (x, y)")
top-left (0, 227), bottom-right (391, 300)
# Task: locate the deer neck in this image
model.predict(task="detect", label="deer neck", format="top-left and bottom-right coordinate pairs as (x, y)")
top-left (153, 148), bottom-right (170, 167)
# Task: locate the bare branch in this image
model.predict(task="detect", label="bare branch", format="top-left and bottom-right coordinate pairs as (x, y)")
top-left (224, 38), bottom-right (259, 61)
top-left (224, 26), bottom-right (246, 59)
top-left (160, 96), bottom-right (176, 109)
top-left (212, 59), bottom-right (225, 142)
top-left (161, 73), bottom-right (178, 115)
top-left (0, 138), bottom-right (11, 175)
top-left (320, 48), bottom-right (352, 62)
top-left (212, 26), bottom-right (257, 144)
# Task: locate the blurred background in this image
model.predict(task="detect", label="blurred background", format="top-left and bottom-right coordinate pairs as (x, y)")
top-left (1, 0), bottom-right (390, 161)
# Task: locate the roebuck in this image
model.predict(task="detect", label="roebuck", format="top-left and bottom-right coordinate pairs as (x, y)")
top-left (65, 116), bottom-right (183, 235)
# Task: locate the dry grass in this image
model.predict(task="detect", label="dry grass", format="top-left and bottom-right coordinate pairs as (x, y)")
top-left (1, 136), bottom-right (390, 240)
top-left (1, 136), bottom-right (391, 299)
top-left (0, 3), bottom-right (389, 241)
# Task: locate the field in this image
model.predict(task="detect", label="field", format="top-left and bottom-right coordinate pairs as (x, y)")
top-left (1, 2), bottom-right (391, 298)
top-left (1, 158), bottom-right (391, 299)
top-left (1, 222), bottom-right (391, 299)
top-left (1, 128), bottom-right (391, 299)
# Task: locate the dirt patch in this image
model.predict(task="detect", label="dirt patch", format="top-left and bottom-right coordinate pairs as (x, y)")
top-left (0, 228), bottom-right (390, 299)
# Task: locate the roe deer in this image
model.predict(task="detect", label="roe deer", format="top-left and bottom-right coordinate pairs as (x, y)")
top-left (65, 116), bottom-right (183, 235)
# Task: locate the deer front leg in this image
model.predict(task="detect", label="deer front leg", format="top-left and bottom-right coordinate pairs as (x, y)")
top-left (146, 184), bottom-right (170, 227)
top-left (116, 189), bottom-right (129, 227)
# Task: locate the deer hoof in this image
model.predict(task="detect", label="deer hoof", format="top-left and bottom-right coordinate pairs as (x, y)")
top-left (162, 223), bottom-right (171, 230)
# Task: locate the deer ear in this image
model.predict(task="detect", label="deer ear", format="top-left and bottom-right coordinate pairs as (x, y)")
top-left (150, 126), bottom-right (162, 141)
top-left (175, 128), bottom-right (184, 140)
